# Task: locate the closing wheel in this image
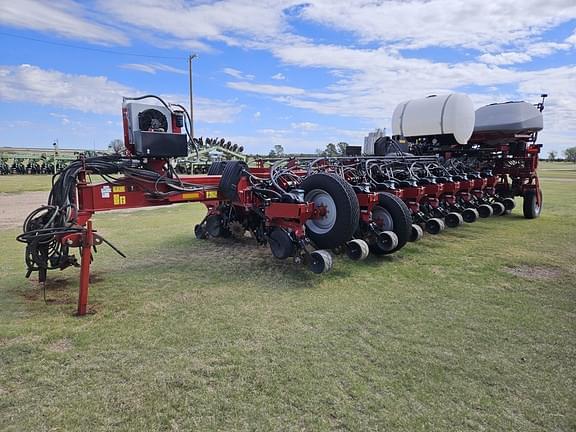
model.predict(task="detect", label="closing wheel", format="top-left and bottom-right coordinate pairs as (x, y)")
top-left (205, 215), bottom-right (223, 237)
top-left (462, 208), bottom-right (479, 223)
top-left (301, 173), bottom-right (359, 249)
top-left (194, 224), bottom-right (208, 240)
top-left (523, 189), bottom-right (542, 219)
top-left (491, 201), bottom-right (506, 216)
top-left (410, 224), bottom-right (424, 242)
top-left (445, 212), bottom-right (464, 228)
top-left (425, 218), bottom-right (445, 235)
top-left (375, 231), bottom-right (399, 253)
top-left (309, 250), bottom-right (333, 274)
top-left (502, 197), bottom-right (516, 211)
top-left (269, 228), bottom-right (295, 259)
top-left (477, 204), bottom-right (493, 218)
top-left (346, 239), bottom-right (369, 261)
top-left (369, 193), bottom-right (412, 254)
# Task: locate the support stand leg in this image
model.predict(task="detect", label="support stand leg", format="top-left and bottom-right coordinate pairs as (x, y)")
top-left (77, 221), bottom-right (93, 316)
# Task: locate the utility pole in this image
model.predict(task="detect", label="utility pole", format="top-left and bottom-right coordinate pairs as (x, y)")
top-left (188, 54), bottom-right (197, 139)
top-left (52, 139), bottom-right (58, 175)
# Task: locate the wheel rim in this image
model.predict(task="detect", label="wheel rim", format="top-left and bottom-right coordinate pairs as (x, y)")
top-left (305, 189), bottom-right (337, 234)
top-left (371, 205), bottom-right (394, 231)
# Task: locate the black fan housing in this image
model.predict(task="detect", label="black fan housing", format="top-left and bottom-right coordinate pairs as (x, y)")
top-left (138, 108), bottom-right (168, 132)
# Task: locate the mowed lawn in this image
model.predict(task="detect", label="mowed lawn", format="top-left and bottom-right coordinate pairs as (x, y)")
top-left (1, 168), bottom-right (575, 431)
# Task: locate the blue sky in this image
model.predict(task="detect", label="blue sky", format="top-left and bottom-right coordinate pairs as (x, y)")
top-left (0, 1), bottom-right (575, 155)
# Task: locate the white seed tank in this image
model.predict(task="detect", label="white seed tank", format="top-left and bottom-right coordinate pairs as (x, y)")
top-left (391, 93), bottom-right (475, 145)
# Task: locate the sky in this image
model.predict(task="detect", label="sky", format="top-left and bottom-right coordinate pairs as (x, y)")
top-left (0, 0), bottom-right (575, 156)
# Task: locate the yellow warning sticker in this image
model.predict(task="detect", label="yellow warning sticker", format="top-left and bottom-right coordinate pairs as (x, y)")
top-left (182, 192), bottom-right (200, 200)
top-left (112, 185), bottom-right (126, 193)
top-left (206, 190), bottom-right (218, 199)
top-left (113, 194), bottom-right (126, 206)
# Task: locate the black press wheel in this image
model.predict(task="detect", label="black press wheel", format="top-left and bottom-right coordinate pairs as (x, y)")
top-left (491, 201), bottom-right (506, 216)
top-left (425, 218), bottom-right (445, 235)
top-left (462, 208), bottom-right (479, 223)
top-left (477, 204), bottom-right (493, 218)
top-left (445, 212), bottom-right (464, 227)
top-left (369, 192), bottom-right (412, 254)
top-left (410, 224), bottom-right (424, 242)
top-left (309, 250), bottom-right (333, 274)
top-left (346, 239), bottom-right (370, 261)
top-left (301, 173), bottom-right (359, 250)
top-left (523, 190), bottom-right (542, 219)
top-left (502, 197), bottom-right (516, 211)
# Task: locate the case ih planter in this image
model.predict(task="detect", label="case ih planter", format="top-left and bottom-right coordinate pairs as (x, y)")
top-left (17, 93), bottom-right (547, 315)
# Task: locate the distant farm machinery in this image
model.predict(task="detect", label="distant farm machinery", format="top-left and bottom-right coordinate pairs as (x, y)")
top-left (18, 93), bottom-right (546, 315)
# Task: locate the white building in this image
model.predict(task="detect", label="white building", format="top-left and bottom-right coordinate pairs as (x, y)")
top-left (363, 128), bottom-right (386, 155)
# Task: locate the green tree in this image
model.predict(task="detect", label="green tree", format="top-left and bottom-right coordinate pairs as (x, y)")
top-left (336, 142), bottom-right (348, 155)
top-left (565, 147), bottom-right (576, 163)
top-left (268, 144), bottom-right (285, 158)
top-left (548, 151), bottom-right (556, 161)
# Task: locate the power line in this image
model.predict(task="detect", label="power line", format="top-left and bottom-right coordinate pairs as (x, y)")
top-left (0, 31), bottom-right (185, 60)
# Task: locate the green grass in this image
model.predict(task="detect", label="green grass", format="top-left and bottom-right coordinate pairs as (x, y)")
top-left (0, 175), bottom-right (54, 193)
top-left (1, 177), bottom-right (575, 431)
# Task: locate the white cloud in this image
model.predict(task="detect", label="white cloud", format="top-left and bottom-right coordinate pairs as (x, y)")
top-left (227, 81), bottom-right (306, 96)
top-left (478, 52), bottom-right (533, 65)
top-left (254, 111), bottom-right (261, 119)
top-left (0, 0), bottom-right (128, 45)
top-left (223, 68), bottom-right (255, 80)
top-left (0, 64), bottom-right (242, 123)
top-left (297, 0), bottom-right (576, 51)
top-left (120, 63), bottom-right (187, 75)
top-left (271, 73), bottom-right (286, 80)
top-left (98, 0), bottom-right (293, 48)
top-left (291, 121), bottom-right (318, 130)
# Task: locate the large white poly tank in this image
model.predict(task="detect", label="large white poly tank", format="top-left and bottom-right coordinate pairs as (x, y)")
top-left (391, 94), bottom-right (475, 145)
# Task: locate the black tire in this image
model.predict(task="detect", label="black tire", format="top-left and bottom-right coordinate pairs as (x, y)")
top-left (301, 173), bottom-right (359, 250)
top-left (502, 197), bottom-right (516, 211)
top-left (207, 161), bottom-right (227, 175)
top-left (491, 201), bottom-right (506, 216)
top-left (445, 212), bottom-right (464, 228)
top-left (194, 224), bottom-right (208, 239)
top-left (218, 161), bottom-right (248, 201)
top-left (410, 224), bottom-right (424, 242)
top-left (269, 228), bottom-right (294, 259)
top-left (523, 190), bottom-right (542, 219)
top-left (462, 208), bottom-right (479, 223)
top-left (425, 218), bottom-right (445, 235)
top-left (370, 192), bottom-right (412, 254)
top-left (477, 204), bottom-right (493, 218)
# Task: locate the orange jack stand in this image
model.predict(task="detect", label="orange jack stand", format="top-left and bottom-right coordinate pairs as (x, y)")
top-left (76, 220), bottom-right (93, 316)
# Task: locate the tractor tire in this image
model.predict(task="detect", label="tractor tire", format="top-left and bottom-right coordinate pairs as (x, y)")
top-left (523, 190), bottom-right (542, 219)
top-left (301, 173), bottom-right (359, 250)
top-left (208, 161), bottom-right (227, 175)
top-left (218, 161), bottom-right (248, 201)
top-left (369, 192), bottom-right (412, 255)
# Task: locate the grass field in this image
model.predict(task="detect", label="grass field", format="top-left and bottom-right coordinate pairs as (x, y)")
top-left (1, 168), bottom-right (575, 431)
